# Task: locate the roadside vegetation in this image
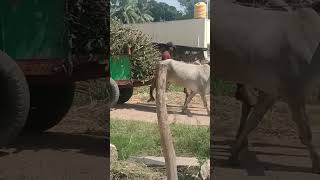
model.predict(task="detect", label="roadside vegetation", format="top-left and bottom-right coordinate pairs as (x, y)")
top-left (110, 120), bottom-right (209, 161)
top-left (110, 18), bottom-right (159, 82)
top-left (110, 120), bottom-right (209, 180)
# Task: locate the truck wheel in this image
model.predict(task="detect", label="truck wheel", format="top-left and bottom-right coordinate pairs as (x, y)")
top-left (0, 51), bottom-right (30, 145)
top-left (109, 78), bottom-right (119, 107)
top-left (23, 82), bottom-right (75, 133)
top-left (118, 87), bottom-right (133, 104)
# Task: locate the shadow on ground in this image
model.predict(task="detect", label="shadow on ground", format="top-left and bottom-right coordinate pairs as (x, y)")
top-left (113, 102), bottom-right (208, 117)
top-left (1, 132), bottom-right (108, 158)
top-left (212, 139), bottom-right (314, 176)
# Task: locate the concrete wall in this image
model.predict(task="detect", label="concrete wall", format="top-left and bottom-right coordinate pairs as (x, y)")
top-left (128, 19), bottom-right (210, 49)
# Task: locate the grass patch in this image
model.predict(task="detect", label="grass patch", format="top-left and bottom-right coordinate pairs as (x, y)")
top-left (110, 120), bottom-right (209, 160)
top-left (133, 86), bottom-right (150, 95)
top-left (167, 84), bottom-right (184, 92)
top-left (111, 160), bottom-right (203, 180)
top-left (73, 79), bottom-right (110, 106)
top-left (111, 161), bottom-right (164, 180)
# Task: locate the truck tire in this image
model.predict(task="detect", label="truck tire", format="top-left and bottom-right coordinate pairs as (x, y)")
top-left (23, 82), bottom-right (75, 133)
top-left (0, 51), bottom-right (30, 146)
top-left (118, 87), bottom-right (133, 104)
top-left (109, 78), bottom-right (119, 107)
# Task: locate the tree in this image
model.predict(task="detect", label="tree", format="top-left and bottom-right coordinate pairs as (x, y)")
top-left (111, 0), bottom-right (154, 24)
top-left (177, 0), bottom-right (210, 19)
top-left (147, 0), bottom-right (183, 22)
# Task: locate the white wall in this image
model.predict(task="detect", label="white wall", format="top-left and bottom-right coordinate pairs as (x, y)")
top-left (128, 19), bottom-right (210, 49)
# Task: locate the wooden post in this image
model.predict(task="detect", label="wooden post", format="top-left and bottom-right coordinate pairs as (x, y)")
top-left (156, 64), bottom-right (178, 180)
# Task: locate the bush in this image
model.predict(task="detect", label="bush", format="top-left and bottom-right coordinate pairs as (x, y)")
top-left (110, 19), bottom-right (160, 82)
top-left (73, 79), bottom-right (110, 106)
top-left (66, 0), bottom-right (109, 71)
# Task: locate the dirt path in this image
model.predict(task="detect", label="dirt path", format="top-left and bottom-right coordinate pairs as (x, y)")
top-left (0, 104), bottom-right (107, 180)
top-left (110, 92), bottom-right (210, 126)
top-left (212, 96), bottom-right (320, 179)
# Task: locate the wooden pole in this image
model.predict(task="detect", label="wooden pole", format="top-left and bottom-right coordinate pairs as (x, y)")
top-left (156, 64), bottom-right (178, 180)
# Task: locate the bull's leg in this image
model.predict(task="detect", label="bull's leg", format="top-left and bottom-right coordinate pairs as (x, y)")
top-left (229, 92), bottom-right (276, 164)
top-left (235, 84), bottom-right (257, 106)
top-left (235, 101), bottom-right (252, 149)
top-left (288, 101), bottom-right (320, 173)
top-left (235, 84), bottom-right (257, 149)
top-left (164, 81), bottom-right (170, 102)
top-left (200, 92), bottom-right (210, 116)
top-left (147, 78), bottom-right (156, 102)
top-left (183, 88), bottom-right (190, 107)
top-left (166, 82), bottom-right (170, 92)
top-left (182, 91), bottom-right (197, 113)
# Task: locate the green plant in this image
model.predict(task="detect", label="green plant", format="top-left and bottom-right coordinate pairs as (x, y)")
top-left (73, 79), bottom-right (110, 106)
top-left (110, 120), bottom-right (209, 160)
top-left (111, 161), bottom-right (164, 180)
top-left (66, 0), bottom-right (109, 72)
top-left (111, 0), bottom-right (154, 24)
top-left (110, 19), bottom-right (159, 82)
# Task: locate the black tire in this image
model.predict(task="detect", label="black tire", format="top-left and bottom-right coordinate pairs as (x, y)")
top-left (23, 82), bottom-right (75, 133)
top-left (0, 51), bottom-right (30, 146)
top-left (109, 78), bottom-right (119, 107)
top-left (118, 87), bottom-right (133, 104)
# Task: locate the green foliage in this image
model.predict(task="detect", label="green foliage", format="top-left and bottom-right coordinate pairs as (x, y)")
top-left (110, 19), bottom-right (159, 82)
top-left (66, 0), bottom-right (109, 57)
top-left (111, 0), bottom-right (185, 23)
top-left (147, 0), bottom-right (184, 21)
top-left (177, 0), bottom-right (210, 19)
top-left (111, 161), bottom-right (164, 180)
top-left (111, 0), bottom-right (154, 24)
top-left (110, 120), bottom-right (209, 160)
top-left (73, 79), bottom-right (110, 106)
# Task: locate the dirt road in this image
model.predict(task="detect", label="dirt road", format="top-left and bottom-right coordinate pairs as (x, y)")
top-left (0, 103), bottom-right (107, 180)
top-left (111, 92), bottom-right (210, 126)
top-left (212, 96), bottom-right (320, 179)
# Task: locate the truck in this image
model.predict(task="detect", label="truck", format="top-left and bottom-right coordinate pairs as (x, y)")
top-left (107, 55), bottom-right (134, 106)
top-left (108, 19), bottom-right (211, 105)
top-left (0, 1), bottom-right (107, 145)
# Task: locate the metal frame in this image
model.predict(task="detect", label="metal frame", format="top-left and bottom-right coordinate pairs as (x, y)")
top-left (17, 57), bottom-right (106, 84)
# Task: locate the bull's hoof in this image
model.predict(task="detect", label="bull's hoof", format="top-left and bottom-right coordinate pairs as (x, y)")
top-left (181, 108), bottom-right (190, 115)
top-left (312, 164), bottom-right (320, 174)
top-left (227, 155), bottom-right (240, 167)
top-left (147, 98), bottom-right (155, 102)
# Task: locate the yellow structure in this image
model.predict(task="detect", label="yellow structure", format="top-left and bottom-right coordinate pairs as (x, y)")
top-left (194, 2), bottom-right (207, 19)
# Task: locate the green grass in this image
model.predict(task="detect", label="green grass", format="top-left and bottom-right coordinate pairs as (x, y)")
top-left (167, 84), bottom-right (184, 92)
top-left (73, 79), bottom-right (110, 106)
top-left (110, 120), bottom-right (209, 160)
top-left (111, 161), bottom-right (164, 180)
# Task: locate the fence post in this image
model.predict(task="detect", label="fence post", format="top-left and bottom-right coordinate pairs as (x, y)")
top-left (156, 64), bottom-right (178, 180)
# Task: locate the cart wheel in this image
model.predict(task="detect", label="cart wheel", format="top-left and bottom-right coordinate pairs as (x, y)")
top-left (0, 51), bottom-right (30, 145)
top-left (118, 87), bottom-right (133, 104)
top-left (109, 78), bottom-right (119, 107)
top-left (23, 82), bottom-right (75, 133)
